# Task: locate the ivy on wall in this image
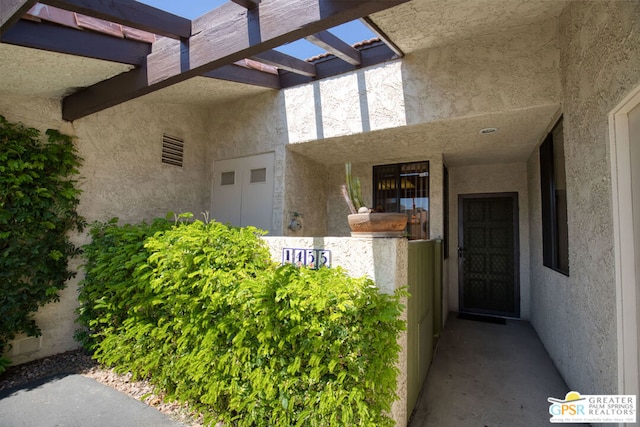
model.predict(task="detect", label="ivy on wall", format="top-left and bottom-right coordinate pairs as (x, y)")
top-left (0, 115), bottom-right (83, 368)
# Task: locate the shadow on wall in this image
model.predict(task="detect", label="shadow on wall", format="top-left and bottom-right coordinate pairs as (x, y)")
top-left (283, 65), bottom-right (407, 144)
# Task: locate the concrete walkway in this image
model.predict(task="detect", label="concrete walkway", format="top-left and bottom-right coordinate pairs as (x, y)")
top-left (409, 314), bottom-right (587, 427)
top-left (0, 374), bottom-right (186, 427)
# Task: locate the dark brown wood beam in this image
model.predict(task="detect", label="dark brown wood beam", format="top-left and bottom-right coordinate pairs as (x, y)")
top-left (1, 19), bottom-right (151, 65)
top-left (0, 0), bottom-right (37, 35)
top-left (62, 0), bottom-right (409, 121)
top-left (305, 30), bottom-right (361, 66)
top-left (203, 64), bottom-right (280, 89)
top-left (360, 16), bottom-right (403, 58)
top-left (251, 50), bottom-right (316, 77)
top-left (279, 41), bottom-right (397, 88)
top-left (230, 0), bottom-right (260, 9)
top-left (38, 0), bottom-right (191, 39)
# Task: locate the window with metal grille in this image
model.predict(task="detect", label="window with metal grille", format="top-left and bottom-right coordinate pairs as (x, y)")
top-left (373, 161), bottom-right (429, 240)
top-left (161, 134), bottom-right (184, 167)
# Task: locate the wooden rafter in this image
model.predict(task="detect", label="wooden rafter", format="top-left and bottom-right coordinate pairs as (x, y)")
top-left (0, 0), bottom-right (37, 35)
top-left (306, 30), bottom-right (361, 66)
top-left (279, 40), bottom-right (397, 88)
top-left (360, 16), bottom-right (403, 58)
top-left (62, 0), bottom-right (409, 121)
top-left (251, 50), bottom-right (316, 77)
top-left (203, 64), bottom-right (279, 89)
top-left (39, 0), bottom-right (191, 39)
top-left (1, 19), bottom-right (151, 65)
top-left (230, 0), bottom-right (260, 9)
top-left (1, 20), bottom-right (279, 87)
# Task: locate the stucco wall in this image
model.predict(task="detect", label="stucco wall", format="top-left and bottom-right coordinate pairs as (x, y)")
top-left (281, 19), bottom-right (560, 146)
top-left (283, 150), bottom-right (328, 237)
top-left (1, 95), bottom-right (212, 363)
top-left (529, 0), bottom-right (640, 395)
top-left (400, 18), bottom-right (560, 128)
top-left (448, 162), bottom-right (530, 319)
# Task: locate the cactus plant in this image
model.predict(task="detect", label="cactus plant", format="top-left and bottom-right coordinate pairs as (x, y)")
top-left (342, 162), bottom-right (366, 214)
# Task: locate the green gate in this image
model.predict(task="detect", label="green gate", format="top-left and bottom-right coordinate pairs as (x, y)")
top-left (406, 239), bottom-right (442, 416)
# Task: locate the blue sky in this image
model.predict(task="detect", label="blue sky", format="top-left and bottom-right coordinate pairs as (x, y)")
top-left (137, 0), bottom-right (375, 59)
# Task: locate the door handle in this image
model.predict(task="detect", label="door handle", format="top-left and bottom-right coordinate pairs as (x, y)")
top-left (457, 246), bottom-right (465, 259)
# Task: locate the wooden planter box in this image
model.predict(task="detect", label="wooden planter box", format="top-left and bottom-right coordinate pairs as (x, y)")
top-left (348, 212), bottom-right (408, 237)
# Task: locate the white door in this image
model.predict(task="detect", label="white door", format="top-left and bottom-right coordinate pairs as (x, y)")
top-left (211, 153), bottom-right (275, 233)
top-left (611, 85), bottom-right (640, 400)
top-left (630, 100), bottom-right (640, 394)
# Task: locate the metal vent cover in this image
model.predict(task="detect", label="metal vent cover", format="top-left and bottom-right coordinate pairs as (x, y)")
top-left (162, 134), bottom-right (184, 167)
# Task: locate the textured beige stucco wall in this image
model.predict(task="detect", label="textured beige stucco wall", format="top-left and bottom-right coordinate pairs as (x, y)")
top-left (73, 101), bottom-right (211, 224)
top-left (401, 18), bottom-right (560, 127)
top-left (263, 236), bottom-right (408, 426)
top-left (283, 64), bottom-right (408, 144)
top-left (282, 150), bottom-right (328, 236)
top-left (282, 19), bottom-right (559, 146)
top-left (529, 0), bottom-right (640, 396)
top-left (448, 162), bottom-right (530, 319)
top-left (0, 95), bottom-right (212, 363)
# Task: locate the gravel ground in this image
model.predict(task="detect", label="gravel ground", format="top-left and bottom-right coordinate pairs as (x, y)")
top-left (0, 350), bottom-right (205, 426)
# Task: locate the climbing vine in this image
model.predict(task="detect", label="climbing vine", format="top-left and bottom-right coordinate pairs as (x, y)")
top-left (0, 115), bottom-right (83, 368)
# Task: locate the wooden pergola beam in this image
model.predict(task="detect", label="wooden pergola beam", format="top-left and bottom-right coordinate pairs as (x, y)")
top-left (0, 0), bottom-right (37, 35)
top-left (1, 19), bottom-right (151, 65)
top-left (39, 0), bottom-right (191, 39)
top-left (203, 64), bottom-right (280, 89)
top-left (305, 30), bottom-right (361, 66)
top-left (360, 16), bottom-right (403, 58)
top-left (279, 41), bottom-right (397, 88)
top-left (230, 0), bottom-right (260, 9)
top-left (62, 0), bottom-right (409, 121)
top-left (251, 50), bottom-right (316, 77)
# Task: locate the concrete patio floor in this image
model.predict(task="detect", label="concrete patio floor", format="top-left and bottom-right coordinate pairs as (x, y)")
top-left (409, 314), bottom-right (588, 427)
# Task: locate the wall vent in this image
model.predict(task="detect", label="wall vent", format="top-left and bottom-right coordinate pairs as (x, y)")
top-left (162, 134), bottom-right (184, 167)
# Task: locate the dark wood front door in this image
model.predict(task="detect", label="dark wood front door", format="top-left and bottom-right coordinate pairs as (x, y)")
top-left (458, 193), bottom-right (520, 317)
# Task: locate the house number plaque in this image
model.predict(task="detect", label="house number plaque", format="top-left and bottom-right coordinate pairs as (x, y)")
top-left (282, 248), bottom-right (331, 269)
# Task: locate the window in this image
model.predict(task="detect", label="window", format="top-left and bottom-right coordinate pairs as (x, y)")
top-left (250, 168), bottom-right (267, 183)
top-left (373, 161), bottom-right (429, 240)
top-left (540, 117), bottom-right (569, 275)
top-left (220, 171), bottom-right (235, 185)
top-left (443, 164), bottom-right (449, 258)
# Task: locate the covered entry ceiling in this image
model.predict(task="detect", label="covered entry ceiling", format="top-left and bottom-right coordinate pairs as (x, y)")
top-left (0, 0), bottom-right (409, 120)
top-left (1, 0), bottom-right (569, 165)
top-left (287, 104), bottom-right (561, 167)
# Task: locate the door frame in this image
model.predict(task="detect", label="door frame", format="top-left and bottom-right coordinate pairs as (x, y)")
top-left (458, 192), bottom-right (520, 318)
top-left (610, 84), bottom-right (640, 398)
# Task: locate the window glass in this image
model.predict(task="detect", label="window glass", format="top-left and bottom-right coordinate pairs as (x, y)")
top-left (540, 117), bottom-right (569, 275)
top-left (221, 171), bottom-right (235, 186)
top-left (250, 168), bottom-right (267, 183)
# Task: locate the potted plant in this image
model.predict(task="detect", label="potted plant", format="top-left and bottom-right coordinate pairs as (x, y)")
top-left (342, 162), bottom-right (408, 237)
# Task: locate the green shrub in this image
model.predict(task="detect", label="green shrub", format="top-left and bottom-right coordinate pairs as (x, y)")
top-left (75, 216), bottom-right (172, 349)
top-left (79, 217), bottom-right (406, 426)
top-left (0, 116), bottom-right (83, 366)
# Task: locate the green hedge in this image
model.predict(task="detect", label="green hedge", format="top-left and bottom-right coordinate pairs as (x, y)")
top-left (77, 217), bottom-right (406, 426)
